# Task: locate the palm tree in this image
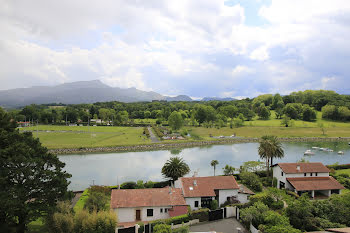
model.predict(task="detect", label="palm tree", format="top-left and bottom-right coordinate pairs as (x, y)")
top-left (162, 156), bottom-right (190, 182)
top-left (211, 160), bottom-right (219, 176)
top-left (258, 135), bottom-right (284, 176)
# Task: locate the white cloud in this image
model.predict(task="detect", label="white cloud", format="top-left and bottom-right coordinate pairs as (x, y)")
top-left (0, 0), bottom-right (350, 96)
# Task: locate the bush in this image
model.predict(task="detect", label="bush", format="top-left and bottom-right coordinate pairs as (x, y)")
top-left (120, 181), bottom-right (137, 189)
top-left (286, 190), bottom-right (299, 199)
top-left (143, 127), bottom-right (150, 138)
top-left (165, 214), bottom-right (190, 225)
top-left (151, 125), bottom-right (164, 138)
top-left (188, 208), bottom-right (209, 222)
top-left (89, 185), bottom-right (111, 195)
top-left (210, 200), bottom-right (218, 210)
top-left (84, 191), bottom-right (108, 212)
top-left (153, 224), bottom-right (171, 233)
top-left (261, 177), bottom-right (273, 187)
top-left (240, 172), bottom-right (263, 192)
top-left (173, 226), bottom-right (189, 233)
top-left (327, 164), bottom-right (350, 170)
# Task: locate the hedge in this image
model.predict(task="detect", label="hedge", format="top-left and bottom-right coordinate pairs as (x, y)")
top-left (327, 164), bottom-right (350, 170)
top-left (188, 208), bottom-right (209, 222)
top-left (164, 214), bottom-right (190, 225)
top-left (151, 125), bottom-right (164, 138)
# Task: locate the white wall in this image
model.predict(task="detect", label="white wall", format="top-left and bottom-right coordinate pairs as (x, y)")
top-left (236, 193), bottom-right (249, 204)
top-left (185, 197), bottom-right (201, 210)
top-left (114, 206), bottom-right (171, 223)
top-left (273, 165), bottom-right (329, 190)
top-left (218, 189), bottom-right (238, 206)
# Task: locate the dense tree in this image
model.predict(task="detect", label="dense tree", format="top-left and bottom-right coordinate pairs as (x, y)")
top-left (161, 156), bottom-right (190, 182)
top-left (302, 105), bottom-right (317, 121)
top-left (257, 103), bottom-right (271, 120)
top-left (222, 165), bottom-right (235, 176)
top-left (271, 94), bottom-right (284, 110)
top-left (210, 160), bottom-right (219, 176)
top-left (168, 111), bottom-right (184, 131)
top-left (0, 108), bottom-right (71, 233)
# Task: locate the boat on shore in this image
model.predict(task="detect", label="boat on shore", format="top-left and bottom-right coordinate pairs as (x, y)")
top-left (304, 149), bottom-right (315, 155)
top-left (338, 151), bottom-right (344, 154)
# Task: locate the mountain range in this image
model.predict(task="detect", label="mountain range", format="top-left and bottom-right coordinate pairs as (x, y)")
top-left (0, 80), bottom-right (235, 108)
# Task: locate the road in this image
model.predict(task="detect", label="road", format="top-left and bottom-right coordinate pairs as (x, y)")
top-left (147, 126), bottom-right (160, 143)
top-left (190, 218), bottom-right (248, 233)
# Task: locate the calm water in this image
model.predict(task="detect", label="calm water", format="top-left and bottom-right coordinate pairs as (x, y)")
top-left (59, 141), bottom-right (350, 191)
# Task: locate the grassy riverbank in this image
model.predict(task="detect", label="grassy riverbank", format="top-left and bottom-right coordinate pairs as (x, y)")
top-left (19, 114), bottom-right (350, 149)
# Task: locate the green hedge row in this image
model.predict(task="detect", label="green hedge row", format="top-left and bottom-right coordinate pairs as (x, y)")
top-left (143, 127), bottom-right (150, 138)
top-left (151, 125), bottom-right (164, 138)
top-left (188, 208), bottom-right (209, 222)
top-left (327, 164), bottom-right (350, 170)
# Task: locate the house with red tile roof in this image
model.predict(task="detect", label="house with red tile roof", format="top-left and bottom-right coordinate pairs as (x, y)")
top-left (110, 187), bottom-right (188, 225)
top-left (175, 176), bottom-right (253, 210)
top-left (272, 162), bottom-right (344, 198)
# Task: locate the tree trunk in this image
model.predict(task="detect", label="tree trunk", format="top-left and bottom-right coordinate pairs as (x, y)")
top-left (17, 214), bottom-right (26, 233)
top-left (214, 166), bottom-right (216, 176)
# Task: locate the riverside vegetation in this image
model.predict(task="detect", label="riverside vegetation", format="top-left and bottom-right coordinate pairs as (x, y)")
top-left (6, 90), bottom-right (350, 150)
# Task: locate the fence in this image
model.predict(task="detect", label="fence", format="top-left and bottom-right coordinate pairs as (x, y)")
top-left (117, 225), bottom-right (138, 233)
top-left (250, 223), bottom-right (260, 233)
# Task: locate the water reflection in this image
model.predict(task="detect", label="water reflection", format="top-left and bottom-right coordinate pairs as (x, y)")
top-left (59, 141), bottom-right (350, 191)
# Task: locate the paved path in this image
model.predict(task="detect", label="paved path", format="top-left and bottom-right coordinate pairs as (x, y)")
top-left (71, 192), bottom-right (83, 208)
top-left (147, 126), bottom-right (160, 143)
top-left (190, 218), bottom-right (248, 233)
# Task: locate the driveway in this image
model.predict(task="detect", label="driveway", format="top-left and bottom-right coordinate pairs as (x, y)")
top-left (190, 218), bottom-right (248, 233)
top-left (147, 126), bottom-right (160, 143)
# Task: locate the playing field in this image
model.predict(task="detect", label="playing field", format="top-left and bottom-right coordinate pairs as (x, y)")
top-left (20, 126), bottom-right (150, 149)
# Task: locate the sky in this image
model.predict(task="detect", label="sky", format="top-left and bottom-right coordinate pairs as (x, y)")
top-left (0, 0), bottom-right (350, 98)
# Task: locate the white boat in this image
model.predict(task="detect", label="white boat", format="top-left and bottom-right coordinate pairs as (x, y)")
top-left (338, 151), bottom-right (344, 154)
top-left (312, 146), bottom-right (319, 149)
top-left (304, 150), bottom-right (315, 155)
top-left (319, 148), bottom-right (325, 151)
top-left (326, 149), bottom-right (334, 152)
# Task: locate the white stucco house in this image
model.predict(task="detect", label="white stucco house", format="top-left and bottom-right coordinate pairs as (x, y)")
top-left (272, 162), bottom-right (344, 198)
top-left (175, 176), bottom-right (253, 210)
top-left (110, 187), bottom-right (188, 226)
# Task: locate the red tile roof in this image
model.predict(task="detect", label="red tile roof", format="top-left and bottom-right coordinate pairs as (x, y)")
top-left (180, 176), bottom-right (239, 197)
top-left (287, 177), bottom-right (345, 191)
top-left (111, 188), bottom-right (187, 208)
top-left (168, 206), bottom-right (188, 217)
top-left (275, 163), bottom-right (330, 174)
top-left (238, 184), bottom-right (255, 195)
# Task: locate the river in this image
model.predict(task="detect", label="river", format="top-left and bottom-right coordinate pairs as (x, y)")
top-left (58, 141), bottom-right (350, 191)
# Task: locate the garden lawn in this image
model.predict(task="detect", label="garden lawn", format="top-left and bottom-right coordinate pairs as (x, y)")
top-left (335, 169), bottom-right (350, 176)
top-left (186, 126), bottom-right (350, 139)
top-left (21, 126), bottom-right (151, 149)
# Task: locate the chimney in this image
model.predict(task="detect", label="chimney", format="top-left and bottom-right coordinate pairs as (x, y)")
top-left (296, 165), bottom-right (300, 171)
top-left (193, 180), bottom-right (197, 186)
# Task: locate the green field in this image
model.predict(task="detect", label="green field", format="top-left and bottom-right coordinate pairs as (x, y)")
top-left (21, 125), bottom-right (151, 149)
top-left (336, 169), bottom-right (350, 176)
top-left (18, 111), bottom-right (350, 149)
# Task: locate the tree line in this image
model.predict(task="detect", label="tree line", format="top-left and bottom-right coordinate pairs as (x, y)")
top-left (6, 90), bottom-right (350, 127)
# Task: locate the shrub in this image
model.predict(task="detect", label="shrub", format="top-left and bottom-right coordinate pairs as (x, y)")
top-left (261, 177), bottom-right (273, 187)
top-left (143, 127), bottom-right (150, 138)
top-left (240, 172), bottom-right (263, 192)
top-left (153, 224), bottom-right (171, 233)
top-left (173, 226), bottom-right (189, 233)
top-left (89, 185), bottom-right (111, 195)
top-left (120, 181), bottom-right (137, 189)
top-left (272, 177), bottom-right (278, 188)
top-left (188, 208), bottom-right (209, 222)
top-left (210, 200), bottom-right (218, 210)
top-left (84, 191), bottom-right (108, 212)
top-left (165, 214), bottom-right (190, 225)
top-left (326, 164), bottom-right (350, 170)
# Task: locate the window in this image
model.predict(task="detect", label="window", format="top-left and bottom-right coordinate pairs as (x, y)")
top-left (304, 173), bottom-right (307, 176)
top-left (147, 209), bottom-right (153, 217)
top-left (195, 201), bottom-right (199, 207)
top-left (160, 208), bottom-right (163, 213)
top-left (281, 171), bottom-right (284, 176)
top-left (315, 172), bottom-right (318, 176)
top-left (310, 173), bottom-right (313, 176)
top-left (165, 208), bottom-right (168, 213)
